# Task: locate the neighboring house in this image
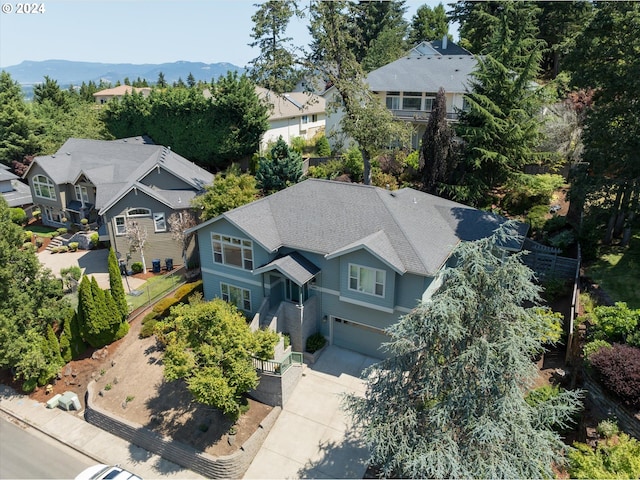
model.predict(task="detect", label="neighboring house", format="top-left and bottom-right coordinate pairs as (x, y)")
top-left (189, 179), bottom-right (527, 359)
top-left (324, 38), bottom-right (476, 150)
top-left (24, 137), bottom-right (213, 269)
top-left (0, 164), bottom-right (34, 214)
top-left (256, 87), bottom-right (326, 152)
top-left (93, 85), bottom-right (152, 104)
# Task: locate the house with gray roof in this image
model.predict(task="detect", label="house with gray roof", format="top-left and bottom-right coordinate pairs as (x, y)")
top-left (325, 38), bottom-right (476, 150)
top-left (190, 179), bottom-right (527, 359)
top-left (0, 164), bottom-right (33, 212)
top-left (24, 137), bottom-right (213, 270)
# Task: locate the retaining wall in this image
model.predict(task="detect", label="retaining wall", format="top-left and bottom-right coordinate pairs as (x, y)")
top-left (85, 382), bottom-right (280, 479)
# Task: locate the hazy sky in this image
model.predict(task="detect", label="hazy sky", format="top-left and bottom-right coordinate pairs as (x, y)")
top-left (0, 0), bottom-right (458, 68)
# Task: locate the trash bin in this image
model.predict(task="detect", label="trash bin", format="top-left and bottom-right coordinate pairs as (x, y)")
top-left (152, 259), bottom-right (161, 273)
top-left (165, 258), bottom-right (173, 271)
top-left (119, 260), bottom-right (128, 276)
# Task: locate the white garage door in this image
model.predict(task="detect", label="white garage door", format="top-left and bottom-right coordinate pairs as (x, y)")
top-left (332, 316), bottom-right (391, 359)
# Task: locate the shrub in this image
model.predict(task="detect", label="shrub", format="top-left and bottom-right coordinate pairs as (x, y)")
top-left (543, 214), bottom-right (567, 233)
top-left (152, 297), bottom-right (180, 316)
top-left (306, 159), bottom-right (344, 180)
top-left (305, 332), bottom-right (326, 353)
top-left (68, 242), bottom-right (79, 252)
top-left (80, 218), bottom-right (89, 225)
top-left (589, 343), bottom-right (640, 407)
top-left (541, 277), bottom-right (571, 302)
top-left (525, 384), bottom-right (561, 407)
top-left (371, 170), bottom-right (398, 190)
top-left (10, 207), bottom-right (27, 225)
top-left (526, 205), bottom-right (550, 231)
top-left (90, 232), bottom-right (99, 248)
top-left (590, 302), bottom-right (640, 343)
top-left (343, 146), bottom-right (364, 182)
top-left (547, 229), bottom-right (575, 252)
top-left (35, 237), bottom-right (44, 248)
top-left (596, 419), bottom-right (620, 439)
top-left (583, 339), bottom-right (612, 364)
top-left (56, 227), bottom-right (68, 236)
top-left (290, 136), bottom-right (306, 154)
top-left (569, 432), bottom-right (640, 479)
top-left (173, 280), bottom-right (203, 303)
top-left (503, 173), bottom-right (564, 214)
top-left (315, 135), bottom-right (331, 157)
top-left (114, 321), bottom-right (130, 341)
top-left (283, 332), bottom-right (290, 349)
top-left (252, 328), bottom-right (280, 361)
top-left (58, 245), bottom-right (69, 253)
top-left (50, 246), bottom-right (59, 253)
top-left (626, 329), bottom-right (640, 348)
top-left (141, 311), bottom-right (159, 324)
top-left (24, 230), bottom-right (33, 243)
top-left (131, 262), bottom-right (143, 274)
top-left (139, 319), bottom-right (158, 338)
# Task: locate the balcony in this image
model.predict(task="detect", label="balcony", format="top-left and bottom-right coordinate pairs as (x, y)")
top-left (389, 108), bottom-right (460, 123)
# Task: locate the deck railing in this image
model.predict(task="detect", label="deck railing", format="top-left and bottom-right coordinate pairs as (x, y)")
top-left (252, 351), bottom-right (304, 376)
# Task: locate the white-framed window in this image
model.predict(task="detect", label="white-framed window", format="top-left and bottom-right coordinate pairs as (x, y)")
top-left (75, 185), bottom-right (89, 203)
top-left (33, 175), bottom-right (56, 200)
top-left (462, 97), bottom-right (471, 112)
top-left (153, 212), bottom-right (166, 232)
top-left (349, 264), bottom-right (385, 297)
top-left (221, 283), bottom-right (252, 311)
top-left (402, 92), bottom-right (422, 111)
top-left (424, 92), bottom-right (437, 112)
top-left (385, 91), bottom-right (400, 110)
top-left (127, 208), bottom-right (151, 217)
top-left (212, 233), bottom-right (253, 270)
top-left (301, 115), bottom-right (309, 124)
top-left (311, 114), bottom-right (318, 122)
top-left (114, 216), bottom-right (126, 235)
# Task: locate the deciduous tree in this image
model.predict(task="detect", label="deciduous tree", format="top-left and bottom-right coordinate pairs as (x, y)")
top-left (191, 169), bottom-right (258, 221)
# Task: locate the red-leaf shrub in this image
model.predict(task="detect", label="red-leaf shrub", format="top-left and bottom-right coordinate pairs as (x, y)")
top-left (590, 343), bottom-right (640, 407)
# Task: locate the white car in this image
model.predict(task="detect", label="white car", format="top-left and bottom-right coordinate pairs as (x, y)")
top-left (75, 464), bottom-right (142, 480)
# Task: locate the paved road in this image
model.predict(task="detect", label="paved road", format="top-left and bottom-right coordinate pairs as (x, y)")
top-left (0, 415), bottom-right (95, 479)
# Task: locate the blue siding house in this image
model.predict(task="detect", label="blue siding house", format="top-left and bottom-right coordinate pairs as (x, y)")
top-left (190, 179), bottom-right (526, 359)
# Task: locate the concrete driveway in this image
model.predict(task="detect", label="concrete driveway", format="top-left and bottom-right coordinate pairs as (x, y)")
top-left (244, 346), bottom-right (378, 480)
top-left (37, 248), bottom-right (145, 291)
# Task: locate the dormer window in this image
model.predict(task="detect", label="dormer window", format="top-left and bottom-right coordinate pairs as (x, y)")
top-left (75, 185), bottom-right (89, 203)
top-left (33, 175), bottom-right (56, 200)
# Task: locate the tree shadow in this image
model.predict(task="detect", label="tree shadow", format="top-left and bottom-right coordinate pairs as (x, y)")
top-left (296, 423), bottom-right (369, 479)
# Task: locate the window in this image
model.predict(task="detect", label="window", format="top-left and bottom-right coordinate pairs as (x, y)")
top-left (349, 264), bottom-right (385, 297)
top-left (402, 92), bottom-right (422, 111)
top-left (311, 114), bottom-right (318, 122)
top-left (385, 92), bottom-right (400, 110)
top-left (221, 283), bottom-right (252, 311)
top-left (127, 208), bottom-right (151, 217)
top-left (33, 175), bottom-right (56, 200)
top-left (114, 216), bottom-right (126, 235)
top-left (153, 212), bottom-right (166, 232)
top-left (301, 115), bottom-right (309, 124)
top-left (462, 97), bottom-right (471, 112)
top-left (424, 92), bottom-right (437, 112)
top-left (75, 185), bottom-right (89, 203)
top-left (212, 233), bottom-right (253, 270)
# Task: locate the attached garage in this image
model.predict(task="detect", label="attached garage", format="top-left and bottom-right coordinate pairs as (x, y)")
top-left (331, 316), bottom-right (391, 359)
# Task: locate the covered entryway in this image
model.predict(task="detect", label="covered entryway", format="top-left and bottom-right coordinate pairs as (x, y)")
top-left (331, 316), bottom-right (390, 359)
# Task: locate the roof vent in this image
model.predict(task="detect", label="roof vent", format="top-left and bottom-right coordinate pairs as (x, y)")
top-left (66, 152), bottom-right (71, 155)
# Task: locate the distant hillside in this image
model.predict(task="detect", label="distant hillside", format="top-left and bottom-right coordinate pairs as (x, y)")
top-left (2, 59), bottom-right (245, 87)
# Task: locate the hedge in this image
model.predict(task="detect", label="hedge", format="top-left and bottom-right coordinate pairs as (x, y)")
top-left (173, 280), bottom-right (203, 303)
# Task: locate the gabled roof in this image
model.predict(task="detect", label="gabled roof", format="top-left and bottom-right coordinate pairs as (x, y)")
top-left (193, 179), bottom-right (527, 277)
top-left (256, 87), bottom-right (326, 121)
top-left (253, 252), bottom-right (320, 286)
top-left (25, 138), bottom-right (213, 214)
top-left (366, 39), bottom-right (476, 94)
top-left (93, 85), bottom-right (151, 97)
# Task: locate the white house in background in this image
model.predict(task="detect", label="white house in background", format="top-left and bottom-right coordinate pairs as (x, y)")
top-left (324, 38), bottom-right (476, 151)
top-left (256, 87), bottom-right (326, 152)
top-left (0, 164), bottom-right (34, 214)
top-left (93, 85), bottom-right (152, 104)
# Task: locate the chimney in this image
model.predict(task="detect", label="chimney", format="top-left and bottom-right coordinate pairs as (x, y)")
top-left (442, 34), bottom-right (448, 50)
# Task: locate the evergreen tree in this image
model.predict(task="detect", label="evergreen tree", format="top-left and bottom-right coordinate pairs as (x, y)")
top-left (344, 224), bottom-right (583, 478)
top-left (420, 87), bottom-right (456, 195)
top-left (453, 1), bottom-right (546, 205)
top-left (409, 3), bottom-right (450, 45)
top-left (46, 324), bottom-right (64, 368)
top-left (0, 71), bottom-right (42, 166)
top-left (156, 72), bottom-right (167, 88)
top-left (108, 248), bottom-right (128, 321)
top-left (33, 76), bottom-right (70, 110)
top-left (351, 0), bottom-right (408, 65)
top-left (59, 315), bottom-right (73, 363)
top-left (248, 0), bottom-right (301, 93)
top-left (256, 136), bottom-right (303, 194)
top-left (187, 72), bottom-right (196, 88)
top-left (448, 1), bottom-right (504, 53)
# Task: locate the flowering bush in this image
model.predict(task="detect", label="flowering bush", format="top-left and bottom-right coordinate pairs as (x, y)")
top-left (589, 343), bottom-right (640, 407)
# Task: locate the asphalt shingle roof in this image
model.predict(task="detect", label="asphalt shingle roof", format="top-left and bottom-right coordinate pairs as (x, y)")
top-left (27, 138), bottom-right (213, 214)
top-left (200, 179), bottom-right (526, 277)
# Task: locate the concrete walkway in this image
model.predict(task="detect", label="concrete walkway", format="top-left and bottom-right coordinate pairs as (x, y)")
top-left (0, 385), bottom-right (205, 479)
top-left (243, 346), bottom-right (378, 479)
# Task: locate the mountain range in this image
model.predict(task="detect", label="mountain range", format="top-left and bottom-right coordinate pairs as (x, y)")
top-left (2, 59), bottom-right (245, 87)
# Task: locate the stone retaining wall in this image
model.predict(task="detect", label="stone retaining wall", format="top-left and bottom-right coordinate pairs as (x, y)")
top-left (582, 371), bottom-right (640, 440)
top-left (85, 382), bottom-right (280, 478)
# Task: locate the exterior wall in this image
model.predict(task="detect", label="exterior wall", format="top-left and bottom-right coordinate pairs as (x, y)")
top-left (198, 219), bottom-right (273, 317)
top-left (139, 167), bottom-right (195, 190)
top-left (261, 114), bottom-right (326, 152)
top-left (26, 163), bottom-right (65, 226)
top-left (104, 191), bottom-right (183, 270)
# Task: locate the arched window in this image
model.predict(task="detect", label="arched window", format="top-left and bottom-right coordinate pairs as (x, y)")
top-left (126, 208), bottom-right (151, 217)
top-left (33, 175), bottom-right (56, 200)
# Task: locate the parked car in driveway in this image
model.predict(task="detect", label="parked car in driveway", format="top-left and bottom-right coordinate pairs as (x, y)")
top-left (75, 464), bottom-right (141, 480)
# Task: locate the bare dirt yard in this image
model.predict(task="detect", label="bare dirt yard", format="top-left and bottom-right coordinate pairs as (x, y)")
top-left (25, 312), bottom-right (272, 457)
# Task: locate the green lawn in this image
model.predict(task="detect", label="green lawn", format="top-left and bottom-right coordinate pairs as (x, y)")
top-left (24, 224), bottom-right (59, 237)
top-left (125, 274), bottom-right (183, 312)
top-left (584, 231), bottom-right (640, 309)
